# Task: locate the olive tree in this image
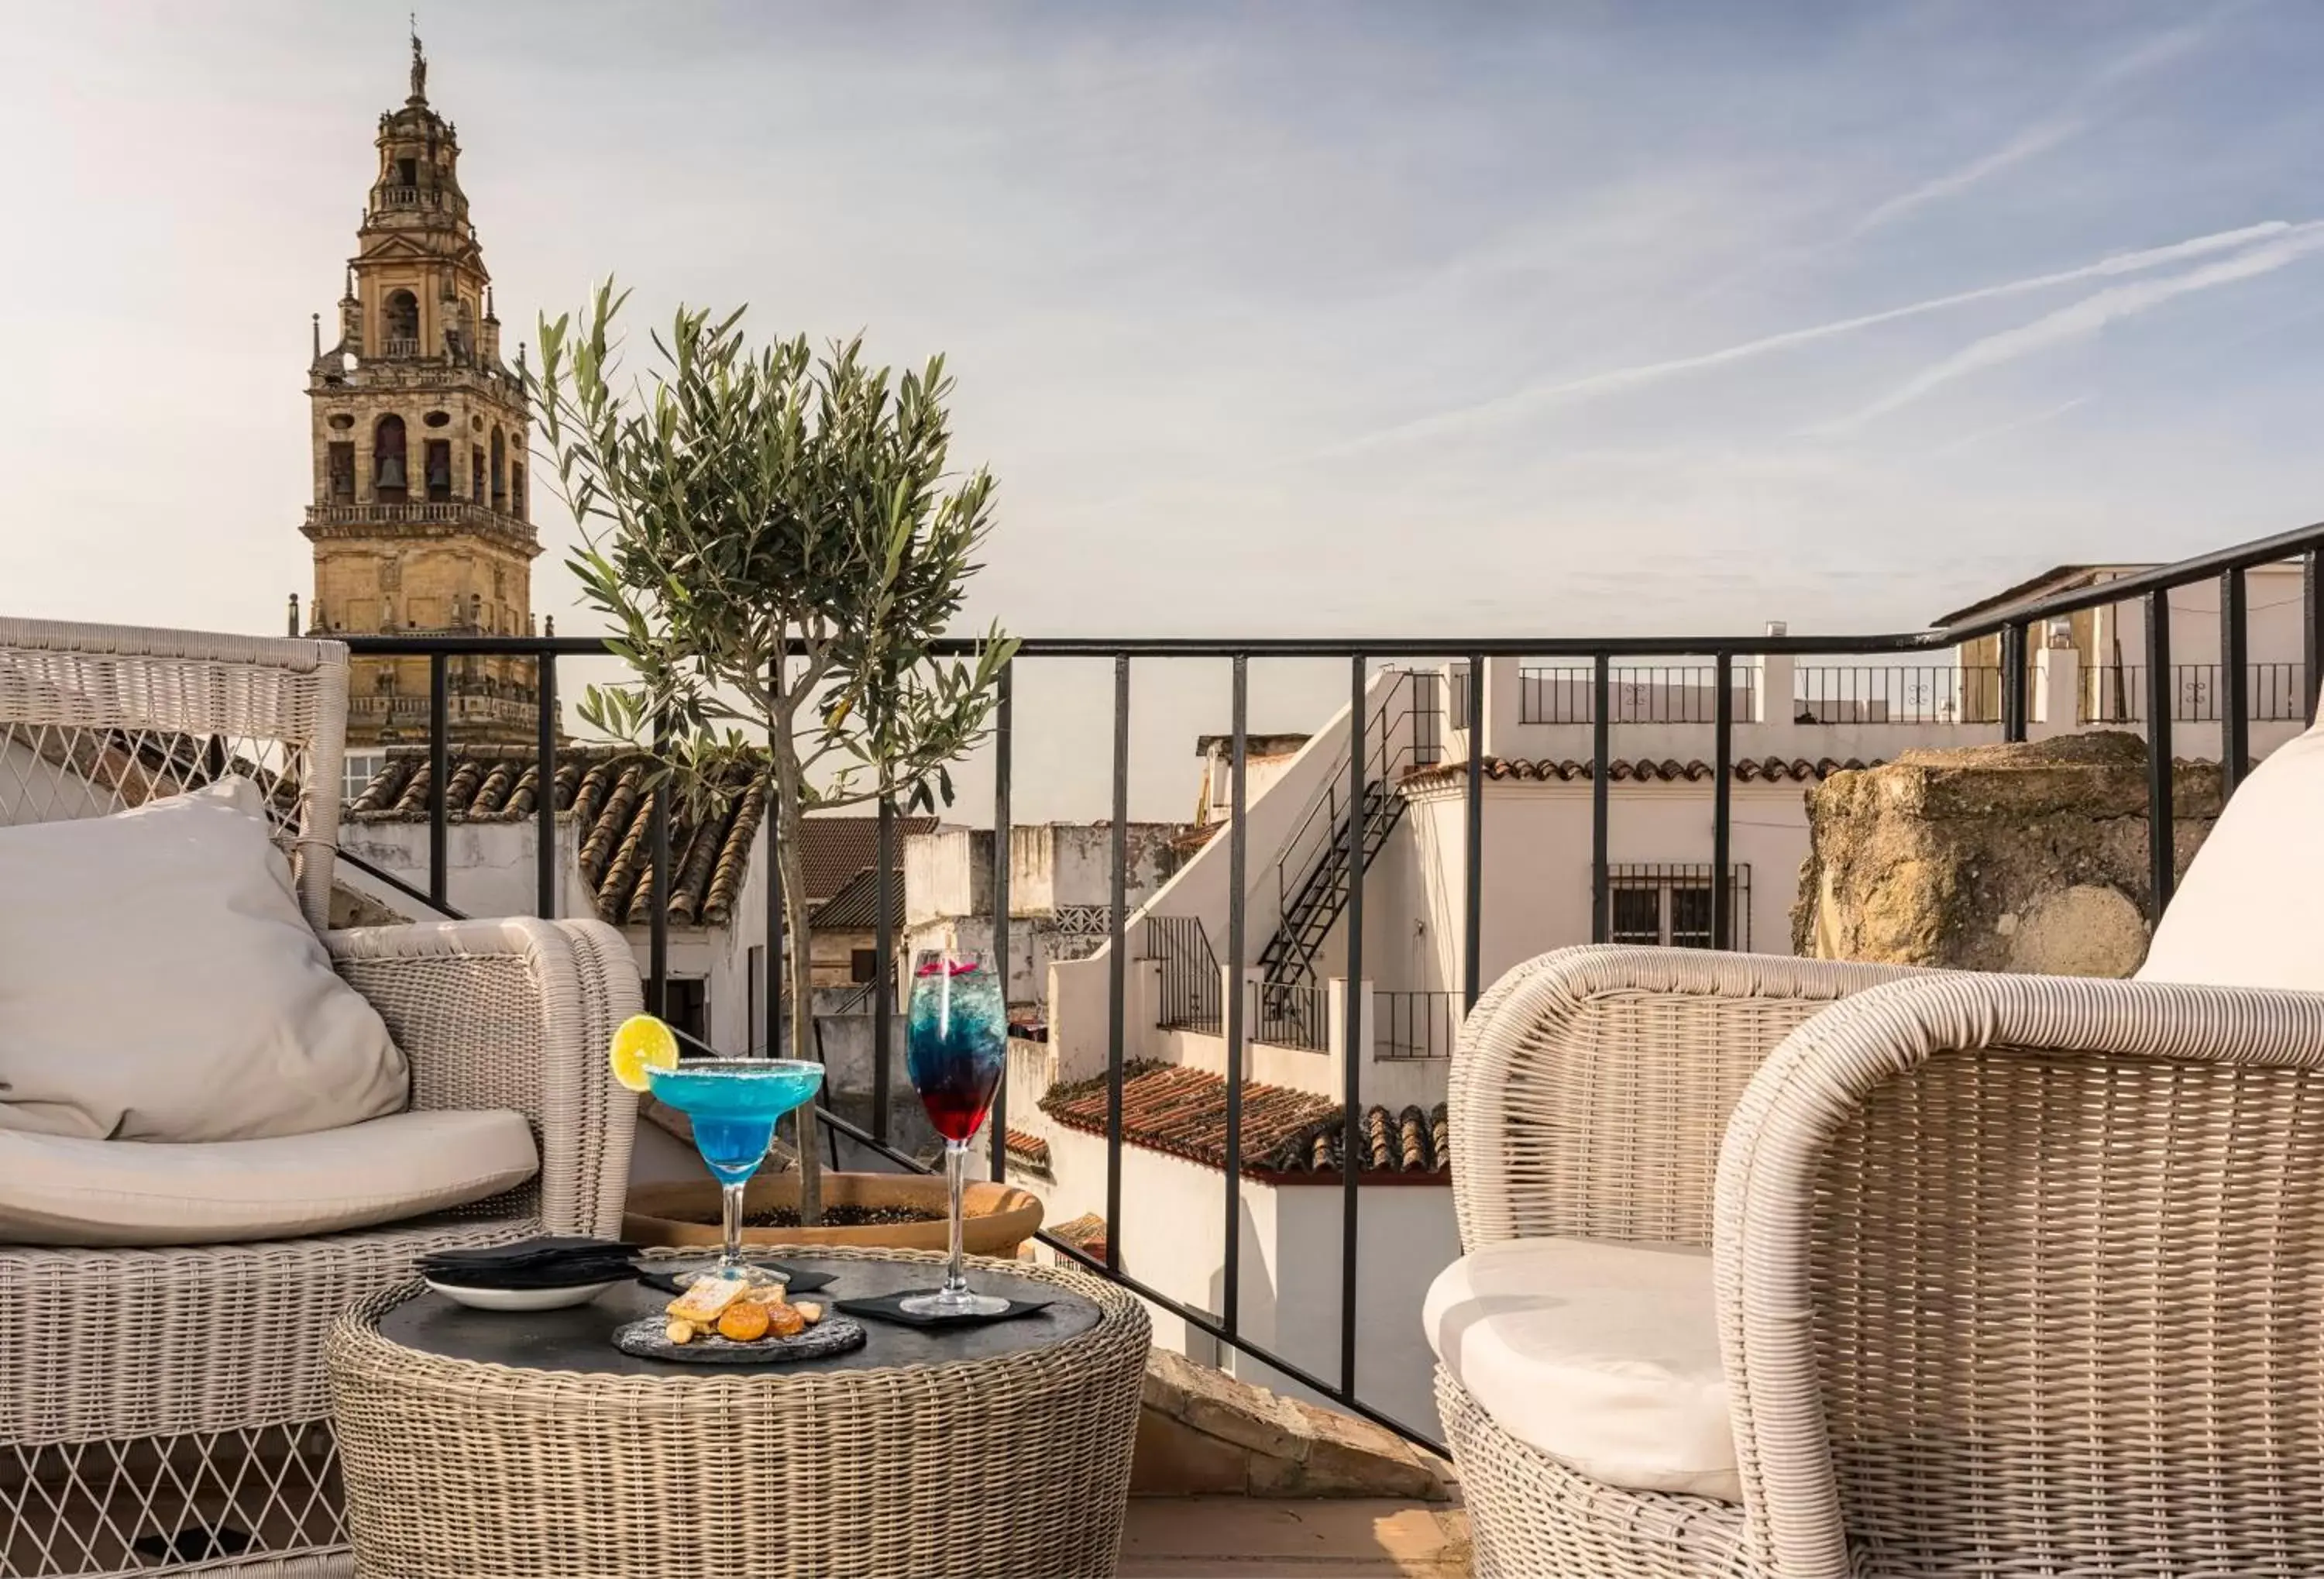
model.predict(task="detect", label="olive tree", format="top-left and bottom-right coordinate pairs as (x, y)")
top-left (532, 281), bottom-right (1015, 1223)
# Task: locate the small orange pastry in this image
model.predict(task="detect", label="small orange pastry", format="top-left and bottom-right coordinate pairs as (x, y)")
top-left (761, 1302), bottom-right (807, 1339)
top-left (716, 1301), bottom-right (772, 1343)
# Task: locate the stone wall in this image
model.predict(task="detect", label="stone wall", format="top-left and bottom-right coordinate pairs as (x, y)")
top-left (1794, 732), bottom-right (2221, 976)
top-left (1132, 1349), bottom-right (1453, 1500)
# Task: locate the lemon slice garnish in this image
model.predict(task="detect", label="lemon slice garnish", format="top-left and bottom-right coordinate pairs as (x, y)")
top-left (608, 1014), bottom-right (679, 1093)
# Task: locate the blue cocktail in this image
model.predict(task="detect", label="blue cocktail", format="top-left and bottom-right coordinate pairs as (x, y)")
top-left (645, 1058), bottom-right (823, 1286)
top-left (902, 950), bottom-right (1011, 1316)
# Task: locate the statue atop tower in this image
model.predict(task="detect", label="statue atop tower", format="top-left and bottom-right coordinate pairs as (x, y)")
top-left (300, 29), bottom-right (538, 750)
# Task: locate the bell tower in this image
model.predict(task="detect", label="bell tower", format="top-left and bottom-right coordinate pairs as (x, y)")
top-left (302, 27), bottom-right (538, 748)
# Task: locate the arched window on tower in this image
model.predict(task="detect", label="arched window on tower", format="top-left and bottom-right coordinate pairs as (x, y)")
top-left (383, 291), bottom-right (420, 356)
top-left (424, 439), bottom-right (452, 503)
top-left (373, 415), bottom-right (407, 502)
top-left (490, 428), bottom-right (507, 511)
top-left (511, 462), bottom-right (526, 521)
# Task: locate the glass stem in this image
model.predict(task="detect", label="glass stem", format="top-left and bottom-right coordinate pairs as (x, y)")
top-left (721, 1180), bottom-right (746, 1271)
top-left (944, 1140), bottom-right (968, 1295)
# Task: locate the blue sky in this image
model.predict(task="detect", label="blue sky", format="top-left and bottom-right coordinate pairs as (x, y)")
top-left (4, 2), bottom-right (2321, 813)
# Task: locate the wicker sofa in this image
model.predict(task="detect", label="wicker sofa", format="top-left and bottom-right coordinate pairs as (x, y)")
top-left (0, 618), bottom-right (640, 1576)
top-left (1435, 735), bottom-right (2324, 1575)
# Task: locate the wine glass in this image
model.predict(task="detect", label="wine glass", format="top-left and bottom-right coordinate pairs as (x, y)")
top-left (902, 947), bottom-right (1010, 1316)
top-left (644, 1058), bottom-right (823, 1287)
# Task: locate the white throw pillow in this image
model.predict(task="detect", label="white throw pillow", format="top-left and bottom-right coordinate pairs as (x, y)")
top-left (1424, 1237), bottom-right (1738, 1502)
top-left (2140, 721), bottom-right (2324, 992)
top-left (0, 1108), bottom-right (538, 1246)
top-left (0, 777), bottom-right (407, 1140)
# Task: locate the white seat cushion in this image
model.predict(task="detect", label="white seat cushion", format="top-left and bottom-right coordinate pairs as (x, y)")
top-left (0, 1108), bottom-right (538, 1246)
top-left (2140, 720), bottom-right (2324, 991)
top-left (0, 777), bottom-right (407, 1141)
top-left (1424, 1237), bottom-right (1737, 1502)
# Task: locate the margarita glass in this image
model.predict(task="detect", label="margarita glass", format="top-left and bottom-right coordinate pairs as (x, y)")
top-left (902, 948), bottom-right (1010, 1317)
top-left (645, 1058), bottom-right (823, 1287)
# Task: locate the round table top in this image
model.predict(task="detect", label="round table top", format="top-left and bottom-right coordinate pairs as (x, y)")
top-left (375, 1252), bottom-right (1105, 1381)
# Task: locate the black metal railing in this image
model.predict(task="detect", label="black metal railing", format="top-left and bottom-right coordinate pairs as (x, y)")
top-left (1792, 665), bottom-right (2003, 724)
top-left (1373, 990), bottom-right (1460, 1061)
top-left (1518, 662), bottom-right (1758, 724)
top-left (1250, 979), bottom-right (1329, 1051)
top-left (2081, 662), bottom-right (2309, 723)
top-left (334, 515), bottom-right (2324, 1455)
top-left (1144, 915), bottom-right (1222, 1032)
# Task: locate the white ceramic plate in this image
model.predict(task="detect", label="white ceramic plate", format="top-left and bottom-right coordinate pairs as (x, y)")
top-left (423, 1278), bottom-right (622, 1312)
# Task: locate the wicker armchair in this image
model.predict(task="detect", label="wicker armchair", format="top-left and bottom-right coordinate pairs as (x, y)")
top-left (1442, 944), bottom-right (2324, 1578)
top-left (0, 618), bottom-right (640, 1577)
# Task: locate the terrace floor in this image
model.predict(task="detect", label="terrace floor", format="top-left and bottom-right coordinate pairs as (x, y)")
top-left (1121, 1497), bottom-right (1470, 1576)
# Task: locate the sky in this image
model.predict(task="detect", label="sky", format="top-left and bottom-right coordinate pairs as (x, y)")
top-left (4, 2), bottom-right (2322, 819)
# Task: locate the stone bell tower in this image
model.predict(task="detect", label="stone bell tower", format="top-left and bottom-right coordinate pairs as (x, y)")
top-left (301, 27), bottom-right (539, 747)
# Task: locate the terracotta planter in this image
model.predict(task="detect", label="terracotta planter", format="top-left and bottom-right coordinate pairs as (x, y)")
top-left (623, 1171), bottom-right (1044, 1257)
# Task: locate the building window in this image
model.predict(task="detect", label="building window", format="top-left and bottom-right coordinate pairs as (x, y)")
top-left (373, 415), bottom-right (407, 501)
top-left (342, 751), bottom-right (386, 804)
top-left (490, 428), bottom-right (507, 509)
top-left (665, 979), bottom-right (710, 1052)
top-left (511, 461), bottom-right (526, 521)
top-left (1604, 864), bottom-right (1749, 950)
top-left (424, 439), bottom-right (452, 502)
top-left (327, 441), bottom-right (355, 502)
top-left (851, 948), bottom-right (878, 984)
top-left (383, 290), bottom-right (419, 350)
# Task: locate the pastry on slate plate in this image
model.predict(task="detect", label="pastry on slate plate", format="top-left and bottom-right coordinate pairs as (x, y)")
top-left (661, 1275), bottom-right (825, 1346)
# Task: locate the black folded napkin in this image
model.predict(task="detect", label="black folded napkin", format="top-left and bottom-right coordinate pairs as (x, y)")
top-left (421, 1236), bottom-right (640, 1270)
top-left (634, 1262), bottom-right (836, 1295)
top-left (834, 1291), bottom-right (1053, 1329)
top-left (419, 1236), bottom-right (641, 1289)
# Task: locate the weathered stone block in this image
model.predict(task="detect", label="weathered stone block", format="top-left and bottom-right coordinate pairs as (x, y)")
top-left (1132, 1347), bottom-right (1453, 1500)
top-left (1794, 732), bottom-right (2221, 973)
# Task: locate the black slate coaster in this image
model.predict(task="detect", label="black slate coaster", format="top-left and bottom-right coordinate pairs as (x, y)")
top-left (835, 1290), bottom-right (1054, 1329)
top-left (634, 1262), bottom-right (836, 1295)
top-left (611, 1313), bottom-right (867, 1365)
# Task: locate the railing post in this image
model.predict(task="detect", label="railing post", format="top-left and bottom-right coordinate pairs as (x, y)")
top-left (649, 715), bottom-right (669, 1023)
top-left (1222, 655), bottom-right (1248, 1336)
top-left (1591, 654), bottom-right (1610, 945)
top-left (2306, 550), bottom-right (2324, 724)
top-left (2001, 622), bottom-right (2028, 742)
top-left (872, 795), bottom-right (895, 1146)
top-left (1462, 652), bottom-right (1484, 1010)
top-left (2221, 569), bottom-right (2250, 799)
top-left (2146, 590), bottom-right (2176, 919)
top-left (988, 662), bottom-right (1012, 1181)
top-left (427, 652), bottom-right (449, 910)
top-left (1711, 652), bottom-right (1733, 950)
top-left (1105, 654), bottom-right (1129, 1273)
top-left (1342, 655), bottom-right (1366, 1399)
top-left (534, 652), bottom-right (556, 919)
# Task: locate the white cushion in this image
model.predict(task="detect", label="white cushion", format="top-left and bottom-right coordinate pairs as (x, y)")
top-left (2140, 720), bottom-right (2324, 991)
top-left (0, 1108), bottom-right (538, 1245)
top-left (1424, 1237), bottom-right (1737, 1502)
top-left (0, 777), bottom-right (407, 1141)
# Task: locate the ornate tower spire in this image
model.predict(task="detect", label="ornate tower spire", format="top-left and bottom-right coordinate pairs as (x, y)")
top-left (303, 33), bottom-right (537, 749)
top-left (408, 18), bottom-right (428, 105)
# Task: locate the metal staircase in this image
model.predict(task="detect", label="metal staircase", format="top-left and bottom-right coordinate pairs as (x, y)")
top-left (1254, 672), bottom-right (1441, 989)
top-left (1258, 778), bottom-right (1404, 986)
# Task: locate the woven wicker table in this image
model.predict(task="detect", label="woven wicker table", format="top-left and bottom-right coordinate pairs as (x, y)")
top-left (325, 1247), bottom-right (1151, 1578)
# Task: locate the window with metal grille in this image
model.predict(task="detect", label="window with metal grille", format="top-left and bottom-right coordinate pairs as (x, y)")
top-left (1603, 864), bottom-right (1748, 949)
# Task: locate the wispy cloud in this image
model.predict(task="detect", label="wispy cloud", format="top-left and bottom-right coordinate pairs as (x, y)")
top-left (1927, 395), bottom-right (2092, 456)
top-left (1852, 119), bottom-right (2086, 236)
top-left (1320, 222), bottom-right (2298, 457)
top-left (1851, 15), bottom-right (2224, 236)
top-left (1829, 223), bottom-right (2324, 432)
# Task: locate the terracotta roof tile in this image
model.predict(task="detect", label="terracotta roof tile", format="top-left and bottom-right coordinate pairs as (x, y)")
top-left (1038, 1062), bottom-right (1447, 1178)
top-left (808, 865), bottom-right (903, 931)
top-left (346, 745), bottom-right (775, 928)
top-left (1401, 754), bottom-right (1879, 791)
top-left (1003, 1127), bottom-right (1052, 1178)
